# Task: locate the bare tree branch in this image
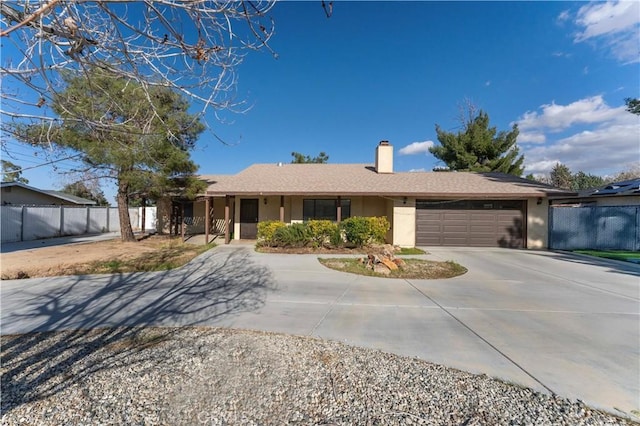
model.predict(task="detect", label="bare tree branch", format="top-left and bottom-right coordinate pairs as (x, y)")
top-left (1, 0), bottom-right (277, 154)
top-left (321, 1), bottom-right (333, 18)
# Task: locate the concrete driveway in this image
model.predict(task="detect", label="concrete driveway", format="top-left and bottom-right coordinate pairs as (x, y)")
top-left (1, 246), bottom-right (638, 417)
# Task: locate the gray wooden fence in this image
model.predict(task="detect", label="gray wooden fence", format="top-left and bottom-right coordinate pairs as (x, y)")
top-left (1, 206), bottom-right (156, 243)
top-left (549, 205), bottom-right (640, 251)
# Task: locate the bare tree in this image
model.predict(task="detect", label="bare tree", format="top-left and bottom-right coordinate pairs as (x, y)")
top-left (456, 97), bottom-right (479, 128)
top-left (1, 1), bottom-right (276, 156)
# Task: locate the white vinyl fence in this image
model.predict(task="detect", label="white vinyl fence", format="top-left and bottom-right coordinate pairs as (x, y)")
top-left (1, 206), bottom-right (157, 243)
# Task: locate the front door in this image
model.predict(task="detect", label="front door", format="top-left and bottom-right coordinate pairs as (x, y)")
top-left (240, 198), bottom-right (259, 239)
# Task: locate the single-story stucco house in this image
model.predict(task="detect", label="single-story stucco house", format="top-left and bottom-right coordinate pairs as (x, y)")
top-left (160, 141), bottom-right (572, 248)
top-left (1, 182), bottom-right (97, 206)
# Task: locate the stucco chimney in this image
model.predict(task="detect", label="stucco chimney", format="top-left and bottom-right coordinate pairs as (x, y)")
top-left (375, 140), bottom-right (393, 173)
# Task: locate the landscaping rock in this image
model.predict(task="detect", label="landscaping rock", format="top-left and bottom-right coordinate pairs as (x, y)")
top-left (373, 264), bottom-right (391, 275)
top-left (1, 327), bottom-right (634, 425)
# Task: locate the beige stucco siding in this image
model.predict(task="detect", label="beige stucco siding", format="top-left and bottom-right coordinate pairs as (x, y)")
top-left (357, 196), bottom-right (387, 217)
top-left (201, 195), bottom-right (551, 249)
top-left (233, 195), bottom-right (392, 240)
top-left (392, 198), bottom-right (416, 247)
top-left (233, 197), bottom-right (241, 239)
top-left (526, 198), bottom-right (548, 249)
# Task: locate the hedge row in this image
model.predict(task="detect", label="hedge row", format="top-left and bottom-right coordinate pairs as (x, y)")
top-left (257, 217), bottom-right (390, 248)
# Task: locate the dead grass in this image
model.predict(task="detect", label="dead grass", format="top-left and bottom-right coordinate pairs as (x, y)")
top-left (1, 236), bottom-right (215, 280)
top-left (318, 258), bottom-right (467, 279)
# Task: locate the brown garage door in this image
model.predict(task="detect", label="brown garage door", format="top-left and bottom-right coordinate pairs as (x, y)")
top-left (416, 200), bottom-right (525, 248)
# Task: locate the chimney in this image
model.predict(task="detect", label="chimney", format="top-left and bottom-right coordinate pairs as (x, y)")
top-left (375, 140), bottom-right (393, 173)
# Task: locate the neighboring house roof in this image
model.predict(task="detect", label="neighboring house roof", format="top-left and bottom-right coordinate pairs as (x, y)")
top-left (203, 164), bottom-right (573, 198)
top-left (591, 178), bottom-right (640, 196)
top-left (550, 178), bottom-right (640, 200)
top-left (43, 190), bottom-right (98, 205)
top-left (1, 181), bottom-right (97, 205)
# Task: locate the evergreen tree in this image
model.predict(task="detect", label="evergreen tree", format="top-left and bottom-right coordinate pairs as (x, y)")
top-left (549, 163), bottom-right (573, 189)
top-left (11, 68), bottom-right (205, 241)
top-left (625, 97), bottom-right (640, 115)
top-left (1, 160), bottom-right (29, 184)
top-left (571, 171), bottom-right (605, 190)
top-left (430, 111), bottom-right (524, 176)
top-left (291, 151), bottom-right (329, 163)
top-left (62, 181), bottom-right (110, 206)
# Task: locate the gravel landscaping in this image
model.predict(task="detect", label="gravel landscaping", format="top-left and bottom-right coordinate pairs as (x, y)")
top-left (1, 327), bottom-right (635, 425)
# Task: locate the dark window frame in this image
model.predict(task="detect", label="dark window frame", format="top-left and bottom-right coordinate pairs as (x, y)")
top-left (303, 198), bottom-right (351, 221)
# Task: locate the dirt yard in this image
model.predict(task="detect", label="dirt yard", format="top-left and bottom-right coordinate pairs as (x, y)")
top-left (1, 236), bottom-right (207, 280)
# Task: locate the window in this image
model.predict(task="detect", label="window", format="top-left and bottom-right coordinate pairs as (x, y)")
top-left (303, 199), bottom-right (350, 221)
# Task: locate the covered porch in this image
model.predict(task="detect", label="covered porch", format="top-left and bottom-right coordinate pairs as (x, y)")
top-left (163, 194), bottom-right (401, 245)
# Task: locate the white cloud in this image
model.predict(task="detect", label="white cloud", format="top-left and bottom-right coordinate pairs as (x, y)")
top-left (515, 96), bottom-right (624, 132)
top-left (570, 1), bottom-right (640, 63)
top-left (575, 1), bottom-right (640, 41)
top-left (557, 9), bottom-right (571, 23)
top-left (408, 168), bottom-right (427, 172)
top-left (519, 96), bottom-right (640, 175)
top-left (398, 140), bottom-right (434, 155)
top-left (525, 160), bottom-right (563, 174)
top-left (485, 81), bottom-right (491, 87)
top-left (518, 131), bottom-right (546, 144)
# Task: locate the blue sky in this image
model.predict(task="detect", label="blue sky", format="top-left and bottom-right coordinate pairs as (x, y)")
top-left (4, 1), bottom-right (640, 203)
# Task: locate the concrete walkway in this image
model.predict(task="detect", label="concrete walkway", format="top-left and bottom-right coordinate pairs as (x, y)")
top-left (1, 246), bottom-right (638, 418)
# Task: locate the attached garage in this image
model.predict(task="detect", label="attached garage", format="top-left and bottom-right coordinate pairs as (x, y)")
top-left (415, 200), bottom-right (526, 248)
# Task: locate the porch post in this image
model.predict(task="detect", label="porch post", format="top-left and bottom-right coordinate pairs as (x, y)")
top-left (205, 196), bottom-right (210, 244)
top-left (279, 195), bottom-right (285, 222)
top-left (141, 198), bottom-right (146, 233)
top-left (336, 196), bottom-right (342, 224)
top-left (180, 203), bottom-right (185, 242)
top-left (224, 195), bottom-right (230, 244)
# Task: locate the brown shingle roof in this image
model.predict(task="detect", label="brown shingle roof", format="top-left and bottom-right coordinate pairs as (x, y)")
top-left (203, 164), bottom-right (572, 198)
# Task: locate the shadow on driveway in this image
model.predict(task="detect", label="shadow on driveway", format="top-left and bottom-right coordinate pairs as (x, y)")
top-left (1, 248), bottom-right (274, 416)
top-left (544, 250), bottom-right (640, 277)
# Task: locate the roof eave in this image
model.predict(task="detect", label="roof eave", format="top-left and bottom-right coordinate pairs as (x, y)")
top-left (205, 190), bottom-right (562, 198)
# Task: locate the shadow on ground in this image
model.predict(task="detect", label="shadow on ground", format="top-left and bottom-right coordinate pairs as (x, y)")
top-left (539, 250), bottom-right (640, 277)
top-left (1, 248), bottom-right (274, 416)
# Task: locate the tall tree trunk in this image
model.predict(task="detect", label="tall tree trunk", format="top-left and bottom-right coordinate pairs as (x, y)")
top-left (117, 180), bottom-right (136, 242)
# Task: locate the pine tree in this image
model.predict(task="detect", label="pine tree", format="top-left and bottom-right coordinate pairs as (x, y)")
top-left (430, 111), bottom-right (524, 176)
top-left (549, 163), bottom-right (573, 189)
top-left (1, 160), bottom-right (29, 184)
top-left (11, 68), bottom-right (205, 241)
top-left (291, 152), bottom-right (329, 163)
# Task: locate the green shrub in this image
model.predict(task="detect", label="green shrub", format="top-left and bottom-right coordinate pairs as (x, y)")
top-left (257, 220), bottom-right (286, 247)
top-left (274, 222), bottom-right (312, 247)
top-left (341, 217), bottom-right (370, 246)
top-left (329, 226), bottom-right (345, 248)
top-left (340, 216), bottom-right (390, 247)
top-left (307, 220), bottom-right (338, 248)
top-left (368, 216), bottom-right (390, 243)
